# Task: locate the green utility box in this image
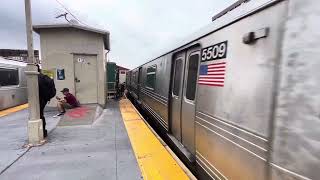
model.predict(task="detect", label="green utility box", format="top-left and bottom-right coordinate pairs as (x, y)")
top-left (106, 62), bottom-right (117, 97)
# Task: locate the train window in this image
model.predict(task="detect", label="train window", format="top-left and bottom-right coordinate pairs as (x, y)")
top-left (185, 54), bottom-right (199, 101)
top-left (133, 71), bottom-right (138, 87)
top-left (132, 72), bottom-right (136, 84)
top-left (0, 68), bottom-right (19, 86)
top-left (135, 71), bottom-right (138, 83)
top-left (173, 59), bottom-right (182, 96)
top-left (146, 65), bottom-right (156, 90)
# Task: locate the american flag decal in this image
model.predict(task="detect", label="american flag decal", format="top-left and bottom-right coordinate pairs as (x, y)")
top-left (198, 61), bottom-right (226, 87)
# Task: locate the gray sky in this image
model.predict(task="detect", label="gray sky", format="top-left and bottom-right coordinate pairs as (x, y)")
top-left (0, 0), bottom-right (236, 69)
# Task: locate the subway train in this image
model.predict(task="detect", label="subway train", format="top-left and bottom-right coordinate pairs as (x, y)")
top-left (126, 0), bottom-right (319, 180)
top-left (0, 57), bottom-right (27, 110)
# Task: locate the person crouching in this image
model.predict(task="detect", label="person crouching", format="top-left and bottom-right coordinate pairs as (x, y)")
top-left (54, 88), bottom-right (80, 117)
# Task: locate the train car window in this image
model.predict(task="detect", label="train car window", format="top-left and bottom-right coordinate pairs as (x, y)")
top-left (132, 72), bottom-right (136, 85)
top-left (135, 71), bottom-right (138, 83)
top-left (173, 59), bottom-right (182, 96)
top-left (133, 71), bottom-right (138, 87)
top-left (185, 54), bottom-right (199, 101)
top-left (0, 68), bottom-right (19, 86)
top-left (146, 65), bottom-right (156, 90)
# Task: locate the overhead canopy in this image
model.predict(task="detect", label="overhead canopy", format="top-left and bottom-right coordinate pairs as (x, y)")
top-left (33, 23), bottom-right (110, 50)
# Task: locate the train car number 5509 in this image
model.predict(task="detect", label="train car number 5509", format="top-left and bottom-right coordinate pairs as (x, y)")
top-left (201, 41), bottom-right (228, 62)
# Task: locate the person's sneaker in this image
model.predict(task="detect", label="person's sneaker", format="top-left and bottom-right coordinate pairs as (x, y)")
top-left (53, 112), bottom-right (65, 118)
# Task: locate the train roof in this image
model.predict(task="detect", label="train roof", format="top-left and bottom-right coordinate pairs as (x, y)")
top-left (0, 57), bottom-right (27, 67)
top-left (134, 0), bottom-right (278, 71)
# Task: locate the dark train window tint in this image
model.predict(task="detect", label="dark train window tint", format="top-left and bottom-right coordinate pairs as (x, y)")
top-left (147, 65), bottom-right (156, 73)
top-left (173, 59), bottom-right (182, 96)
top-left (186, 54), bottom-right (199, 101)
top-left (132, 71), bottom-right (139, 88)
top-left (134, 71), bottom-right (138, 84)
top-left (132, 72), bottom-right (136, 84)
top-left (146, 65), bottom-right (156, 90)
top-left (127, 72), bottom-right (131, 86)
top-left (0, 68), bottom-right (19, 86)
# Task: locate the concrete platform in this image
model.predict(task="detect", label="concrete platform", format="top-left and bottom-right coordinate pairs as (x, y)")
top-left (0, 106), bottom-right (60, 175)
top-left (0, 99), bottom-right (193, 180)
top-left (0, 101), bottom-right (142, 180)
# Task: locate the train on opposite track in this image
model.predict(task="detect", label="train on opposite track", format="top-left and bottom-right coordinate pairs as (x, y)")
top-left (125, 0), bottom-right (319, 180)
top-left (0, 57), bottom-right (27, 110)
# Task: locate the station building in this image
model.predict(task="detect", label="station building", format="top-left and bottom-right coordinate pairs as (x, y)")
top-left (33, 24), bottom-right (110, 107)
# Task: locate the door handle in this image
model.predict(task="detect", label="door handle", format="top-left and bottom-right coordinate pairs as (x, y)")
top-left (75, 77), bottom-right (80, 83)
top-left (172, 94), bottom-right (179, 99)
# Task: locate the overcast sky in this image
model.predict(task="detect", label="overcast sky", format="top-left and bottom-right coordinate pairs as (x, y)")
top-left (0, 0), bottom-right (236, 69)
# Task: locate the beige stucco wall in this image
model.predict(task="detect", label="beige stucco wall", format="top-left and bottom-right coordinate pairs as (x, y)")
top-left (39, 28), bottom-right (106, 106)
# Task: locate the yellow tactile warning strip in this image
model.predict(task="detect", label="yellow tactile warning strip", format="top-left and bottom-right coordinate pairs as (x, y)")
top-left (119, 99), bottom-right (190, 180)
top-left (0, 104), bottom-right (29, 118)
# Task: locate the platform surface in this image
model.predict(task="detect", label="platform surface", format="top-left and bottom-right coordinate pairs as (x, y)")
top-left (0, 100), bottom-right (191, 180)
top-left (0, 101), bottom-right (142, 180)
top-left (119, 99), bottom-right (190, 180)
top-left (0, 105), bottom-right (59, 175)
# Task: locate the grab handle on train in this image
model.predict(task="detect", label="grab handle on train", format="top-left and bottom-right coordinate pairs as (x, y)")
top-left (243, 27), bottom-right (269, 44)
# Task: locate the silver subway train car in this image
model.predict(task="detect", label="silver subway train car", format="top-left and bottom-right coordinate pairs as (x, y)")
top-left (127, 0), bottom-right (319, 179)
top-left (0, 57), bottom-right (27, 110)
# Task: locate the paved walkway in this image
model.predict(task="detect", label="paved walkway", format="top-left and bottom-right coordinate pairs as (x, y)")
top-left (0, 107), bottom-right (59, 175)
top-left (0, 101), bottom-right (141, 180)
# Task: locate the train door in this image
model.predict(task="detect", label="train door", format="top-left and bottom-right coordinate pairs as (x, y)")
top-left (138, 67), bottom-right (143, 99)
top-left (181, 47), bottom-right (200, 154)
top-left (170, 52), bottom-right (186, 142)
top-left (170, 46), bottom-right (200, 154)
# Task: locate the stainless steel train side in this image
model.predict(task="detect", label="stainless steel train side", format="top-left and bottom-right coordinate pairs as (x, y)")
top-left (127, 0), bottom-right (319, 179)
top-left (0, 58), bottom-right (27, 110)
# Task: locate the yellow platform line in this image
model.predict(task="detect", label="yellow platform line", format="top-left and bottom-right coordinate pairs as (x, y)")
top-left (119, 99), bottom-right (190, 180)
top-left (0, 104), bottom-right (29, 118)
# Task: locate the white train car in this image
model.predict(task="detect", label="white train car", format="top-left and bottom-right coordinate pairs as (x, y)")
top-left (0, 57), bottom-right (27, 110)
